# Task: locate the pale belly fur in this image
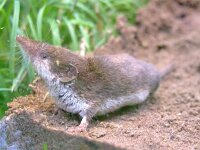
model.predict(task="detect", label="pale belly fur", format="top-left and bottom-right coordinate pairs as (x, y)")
top-left (97, 90), bottom-right (149, 115)
top-left (54, 89), bottom-right (149, 116)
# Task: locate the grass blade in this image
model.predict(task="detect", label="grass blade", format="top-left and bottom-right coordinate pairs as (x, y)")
top-left (0, 0), bottom-right (7, 9)
top-left (37, 5), bottom-right (46, 40)
top-left (76, 3), bottom-right (98, 22)
top-left (79, 26), bottom-right (90, 50)
top-left (27, 15), bottom-right (38, 39)
top-left (0, 88), bottom-right (11, 91)
top-left (49, 19), bottom-right (61, 46)
top-left (63, 17), bottom-right (79, 50)
top-left (9, 0), bottom-right (20, 77)
top-left (11, 65), bottom-right (27, 92)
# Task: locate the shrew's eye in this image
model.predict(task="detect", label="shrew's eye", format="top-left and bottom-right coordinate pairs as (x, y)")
top-left (41, 53), bottom-right (48, 59)
top-left (42, 55), bottom-right (47, 59)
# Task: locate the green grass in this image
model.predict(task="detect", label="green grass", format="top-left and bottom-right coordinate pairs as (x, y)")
top-left (43, 143), bottom-right (48, 150)
top-left (0, 0), bottom-right (148, 118)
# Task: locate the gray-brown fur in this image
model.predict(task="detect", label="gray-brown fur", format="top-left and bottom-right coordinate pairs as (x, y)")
top-left (16, 36), bottom-right (169, 131)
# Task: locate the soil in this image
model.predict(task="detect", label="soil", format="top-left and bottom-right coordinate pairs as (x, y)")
top-left (5, 0), bottom-right (200, 149)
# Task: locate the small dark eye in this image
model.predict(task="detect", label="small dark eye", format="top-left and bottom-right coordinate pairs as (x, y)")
top-left (42, 55), bottom-right (47, 59)
top-left (41, 53), bottom-right (48, 59)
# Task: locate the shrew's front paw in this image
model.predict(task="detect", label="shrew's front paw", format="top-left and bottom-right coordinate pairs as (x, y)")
top-left (68, 116), bottom-right (89, 133)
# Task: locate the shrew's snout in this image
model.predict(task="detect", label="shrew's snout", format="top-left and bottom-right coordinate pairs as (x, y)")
top-left (16, 36), bottom-right (40, 56)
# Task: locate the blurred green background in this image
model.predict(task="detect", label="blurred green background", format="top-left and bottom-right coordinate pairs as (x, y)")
top-left (0, 0), bottom-right (148, 118)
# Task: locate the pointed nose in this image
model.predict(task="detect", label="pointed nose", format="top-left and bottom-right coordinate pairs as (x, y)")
top-left (16, 36), bottom-right (39, 55)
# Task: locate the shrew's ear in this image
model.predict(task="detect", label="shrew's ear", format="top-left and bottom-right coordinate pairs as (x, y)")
top-left (59, 63), bottom-right (79, 83)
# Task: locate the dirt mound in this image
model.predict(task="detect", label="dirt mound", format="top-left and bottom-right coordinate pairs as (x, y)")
top-left (95, 0), bottom-right (200, 56)
top-left (1, 0), bottom-right (200, 149)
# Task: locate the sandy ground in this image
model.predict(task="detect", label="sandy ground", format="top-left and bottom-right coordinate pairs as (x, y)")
top-left (5, 0), bottom-right (200, 149)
